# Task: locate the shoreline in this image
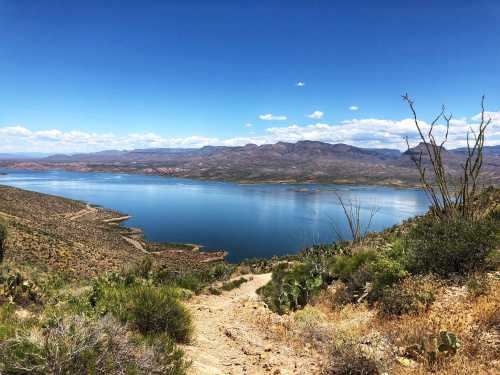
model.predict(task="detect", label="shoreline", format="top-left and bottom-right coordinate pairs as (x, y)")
top-left (0, 184), bottom-right (227, 277)
top-left (0, 164), bottom-right (425, 189)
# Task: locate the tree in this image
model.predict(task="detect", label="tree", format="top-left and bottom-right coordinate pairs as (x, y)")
top-left (402, 94), bottom-right (492, 220)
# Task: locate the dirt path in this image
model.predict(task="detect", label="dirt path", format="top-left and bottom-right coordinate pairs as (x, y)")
top-left (65, 204), bottom-right (97, 221)
top-left (183, 273), bottom-right (320, 375)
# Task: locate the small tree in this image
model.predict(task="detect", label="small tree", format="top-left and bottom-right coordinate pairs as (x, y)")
top-left (402, 94), bottom-right (492, 220)
top-left (0, 219), bottom-right (7, 262)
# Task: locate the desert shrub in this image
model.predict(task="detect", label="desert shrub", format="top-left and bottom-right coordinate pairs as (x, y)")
top-left (324, 332), bottom-right (382, 375)
top-left (172, 273), bottom-right (204, 293)
top-left (323, 282), bottom-right (352, 308)
top-left (404, 330), bottom-right (462, 368)
top-left (366, 254), bottom-right (408, 299)
top-left (0, 270), bottom-right (40, 306)
top-left (220, 277), bottom-right (248, 291)
top-left (293, 306), bottom-right (330, 344)
top-left (466, 273), bottom-right (491, 298)
top-left (0, 219), bottom-right (7, 262)
top-left (324, 353), bottom-right (380, 375)
top-left (378, 275), bottom-right (437, 316)
top-left (205, 262), bottom-right (235, 281)
top-left (125, 257), bottom-right (154, 279)
top-left (208, 286), bottom-right (222, 295)
top-left (258, 262), bottom-right (325, 314)
top-left (150, 262), bottom-right (235, 294)
top-left (0, 315), bottom-right (188, 375)
top-left (327, 249), bottom-right (408, 304)
top-left (407, 215), bottom-right (499, 277)
top-left (92, 281), bottom-right (192, 343)
top-left (328, 250), bottom-right (377, 282)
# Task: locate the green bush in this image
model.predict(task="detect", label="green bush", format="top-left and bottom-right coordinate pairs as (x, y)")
top-left (150, 262), bottom-right (235, 293)
top-left (0, 270), bottom-right (40, 306)
top-left (92, 280), bottom-right (192, 343)
top-left (378, 275), bottom-right (437, 316)
top-left (328, 250), bottom-right (377, 282)
top-left (328, 249), bottom-right (408, 303)
top-left (258, 262), bottom-right (325, 314)
top-left (367, 254), bottom-right (408, 298)
top-left (0, 315), bottom-right (188, 375)
top-left (407, 215), bottom-right (499, 277)
top-left (220, 277), bottom-right (248, 291)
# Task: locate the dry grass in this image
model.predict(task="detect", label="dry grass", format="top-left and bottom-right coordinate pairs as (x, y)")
top-left (373, 275), bottom-right (500, 374)
top-left (253, 274), bottom-right (499, 374)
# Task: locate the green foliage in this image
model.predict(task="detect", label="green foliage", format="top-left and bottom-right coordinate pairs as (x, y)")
top-left (327, 249), bottom-right (408, 303)
top-left (258, 262), bottom-right (325, 314)
top-left (220, 277), bottom-right (248, 291)
top-left (328, 251), bottom-right (377, 282)
top-left (128, 261), bottom-right (235, 294)
top-left (437, 331), bottom-right (461, 355)
top-left (407, 215), bottom-right (499, 277)
top-left (367, 254), bottom-right (409, 297)
top-left (378, 275), bottom-right (437, 316)
top-left (91, 280), bottom-right (192, 343)
top-left (0, 315), bottom-right (188, 375)
top-left (208, 286), bottom-right (222, 295)
top-left (0, 270), bottom-right (40, 306)
top-left (406, 331), bottom-right (461, 365)
top-left (207, 277), bottom-right (248, 295)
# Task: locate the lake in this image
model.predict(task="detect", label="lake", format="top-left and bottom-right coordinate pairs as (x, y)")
top-left (0, 169), bottom-right (430, 262)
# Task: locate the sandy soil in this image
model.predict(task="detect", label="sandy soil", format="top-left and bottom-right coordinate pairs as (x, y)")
top-left (183, 273), bottom-right (321, 375)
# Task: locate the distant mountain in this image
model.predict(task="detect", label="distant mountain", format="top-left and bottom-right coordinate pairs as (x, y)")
top-left (1, 141), bottom-right (499, 186)
top-left (38, 141), bottom-right (402, 163)
top-left (0, 152), bottom-right (50, 160)
top-left (451, 145), bottom-right (500, 157)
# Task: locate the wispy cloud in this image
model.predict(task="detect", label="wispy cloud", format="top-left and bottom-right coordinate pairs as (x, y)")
top-left (259, 113), bottom-right (287, 121)
top-left (296, 81), bottom-right (305, 87)
top-left (307, 110), bottom-right (324, 120)
top-left (349, 106), bottom-right (359, 111)
top-left (245, 123), bottom-right (253, 128)
top-left (471, 111), bottom-right (500, 125)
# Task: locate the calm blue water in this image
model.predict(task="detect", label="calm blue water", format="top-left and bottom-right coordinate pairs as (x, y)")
top-left (0, 169), bottom-right (430, 262)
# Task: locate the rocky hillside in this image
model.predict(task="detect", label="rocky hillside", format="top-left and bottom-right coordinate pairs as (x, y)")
top-left (2, 141), bottom-right (500, 186)
top-left (0, 185), bottom-right (224, 277)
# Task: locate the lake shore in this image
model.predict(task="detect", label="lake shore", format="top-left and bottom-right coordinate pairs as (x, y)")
top-left (0, 184), bottom-right (226, 278)
top-left (0, 161), bottom-right (423, 188)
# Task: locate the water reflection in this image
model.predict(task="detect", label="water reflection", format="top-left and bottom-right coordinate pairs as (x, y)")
top-left (0, 169), bottom-right (430, 262)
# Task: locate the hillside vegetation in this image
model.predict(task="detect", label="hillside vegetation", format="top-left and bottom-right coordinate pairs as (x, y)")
top-left (254, 187), bottom-right (499, 374)
top-left (0, 97), bottom-right (499, 374)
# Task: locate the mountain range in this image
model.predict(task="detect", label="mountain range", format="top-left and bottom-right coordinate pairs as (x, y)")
top-left (1, 141), bottom-right (499, 186)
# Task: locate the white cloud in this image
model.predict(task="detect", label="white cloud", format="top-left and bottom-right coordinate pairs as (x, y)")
top-left (0, 126), bottom-right (32, 137)
top-left (349, 106), bottom-right (359, 111)
top-left (307, 110), bottom-right (324, 120)
top-left (245, 123), bottom-right (253, 128)
top-left (471, 111), bottom-right (500, 125)
top-left (259, 113), bottom-right (287, 121)
top-left (1, 109), bottom-right (499, 153)
top-left (296, 81), bottom-right (305, 87)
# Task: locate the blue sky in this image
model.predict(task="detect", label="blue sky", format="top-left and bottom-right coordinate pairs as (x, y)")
top-left (1, 0), bottom-right (499, 152)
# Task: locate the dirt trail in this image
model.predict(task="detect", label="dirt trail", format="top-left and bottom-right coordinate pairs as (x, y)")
top-left (183, 273), bottom-right (319, 375)
top-left (65, 204), bottom-right (97, 221)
